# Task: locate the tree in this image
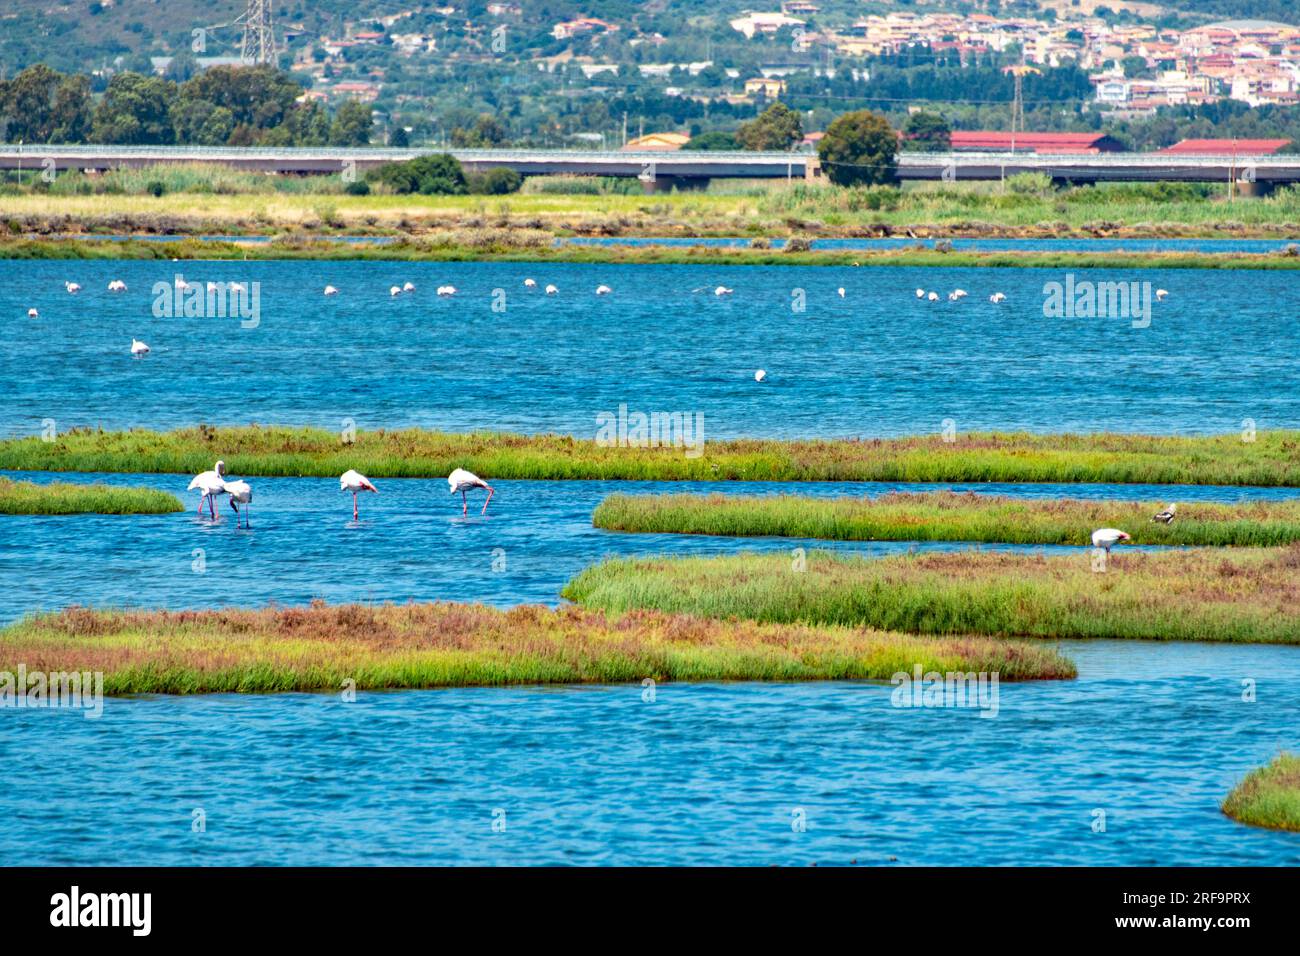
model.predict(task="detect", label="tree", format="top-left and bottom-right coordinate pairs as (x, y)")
top-left (371, 154), bottom-right (467, 194)
top-left (817, 110), bottom-right (898, 187)
top-left (450, 114), bottom-right (508, 147)
top-left (902, 111), bottom-right (951, 152)
top-left (389, 125), bottom-right (410, 148)
top-left (1, 65), bottom-right (63, 142)
top-left (683, 130), bottom-right (738, 150)
top-left (90, 72), bottom-right (176, 144)
top-left (329, 100), bottom-right (373, 146)
top-left (735, 102), bottom-right (802, 151)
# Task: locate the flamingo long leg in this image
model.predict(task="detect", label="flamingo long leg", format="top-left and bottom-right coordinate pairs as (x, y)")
top-left (481, 487), bottom-right (494, 515)
top-left (461, 490), bottom-right (468, 515)
top-left (353, 491), bottom-right (359, 521)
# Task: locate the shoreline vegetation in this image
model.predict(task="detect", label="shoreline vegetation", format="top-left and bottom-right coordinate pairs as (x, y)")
top-left (562, 547), bottom-right (1300, 645)
top-left (0, 601), bottom-right (1075, 694)
top-left (0, 476), bottom-right (181, 515)
top-left (5, 236), bottom-right (1300, 270)
top-left (3, 177), bottom-right (1300, 241)
top-left (1222, 754), bottom-right (1300, 833)
top-left (592, 491), bottom-right (1300, 547)
top-left (6, 426), bottom-right (1300, 487)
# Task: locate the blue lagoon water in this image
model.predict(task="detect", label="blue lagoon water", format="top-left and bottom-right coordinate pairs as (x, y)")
top-left (2, 255), bottom-right (1299, 866)
top-left (3, 258), bottom-right (1300, 437)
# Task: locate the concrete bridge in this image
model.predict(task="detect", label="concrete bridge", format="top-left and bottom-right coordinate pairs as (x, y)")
top-left (1, 144), bottom-right (1297, 187)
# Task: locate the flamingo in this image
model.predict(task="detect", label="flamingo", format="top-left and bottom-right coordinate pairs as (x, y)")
top-left (596, 285), bottom-right (612, 295)
top-left (224, 480), bottom-right (253, 529)
top-left (108, 280), bottom-right (127, 292)
top-left (1091, 528), bottom-right (1131, 553)
top-left (64, 281), bottom-right (81, 294)
top-left (130, 338), bottom-right (150, 357)
top-left (188, 460), bottom-right (228, 519)
top-left (390, 285), bottom-right (402, 297)
top-left (951, 289), bottom-right (968, 299)
top-left (524, 278), bottom-right (536, 288)
top-left (915, 288), bottom-right (925, 298)
top-left (448, 468), bottom-right (494, 515)
top-left (26, 308), bottom-right (38, 318)
top-left (324, 285), bottom-right (339, 296)
top-left (229, 281), bottom-right (247, 294)
top-left (927, 291), bottom-right (939, 301)
top-left (1151, 503), bottom-right (1176, 524)
top-left (1155, 289), bottom-right (1169, 301)
top-left (714, 286), bottom-right (733, 296)
top-left (837, 287), bottom-right (845, 298)
top-left (545, 284), bottom-right (558, 295)
top-left (754, 369), bottom-right (767, 382)
top-left (437, 285), bottom-right (457, 297)
top-left (989, 292), bottom-right (1007, 303)
top-left (340, 469), bottom-right (378, 520)
top-left (403, 281), bottom-right (416, 293)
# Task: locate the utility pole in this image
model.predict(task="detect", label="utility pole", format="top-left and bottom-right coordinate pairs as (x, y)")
top-left (236, 0), bottom-right (277, 66)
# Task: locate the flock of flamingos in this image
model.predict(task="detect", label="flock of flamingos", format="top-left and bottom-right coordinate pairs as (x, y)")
top-left (37, 273), bottom-right (1174, 549)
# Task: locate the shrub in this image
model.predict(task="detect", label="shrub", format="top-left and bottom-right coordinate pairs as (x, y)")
top-left (468, 167), bottom-right (523, 195)
top-left (369, 154), bottom-right (467, 195)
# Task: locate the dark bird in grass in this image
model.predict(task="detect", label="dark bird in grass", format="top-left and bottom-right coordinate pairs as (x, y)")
top-left (1151, 503), bottom-right (1177, 524)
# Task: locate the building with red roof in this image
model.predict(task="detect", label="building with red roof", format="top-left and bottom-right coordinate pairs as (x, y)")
top-left (1157, 138), bottom-right (1291, 155)
top-left (949, 131), bottom-right (1127, 154)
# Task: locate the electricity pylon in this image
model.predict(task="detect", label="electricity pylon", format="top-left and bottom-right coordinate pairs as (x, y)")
top-left (236, 0), bottom-right (277, 66)
top-left (1004, 64), bottom-right (1041, 152)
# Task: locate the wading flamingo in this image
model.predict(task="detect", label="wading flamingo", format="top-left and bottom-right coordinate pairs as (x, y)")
top-left (448, 468), bottom-right (494, 516)
top-left (754, 369), bottom-right (767, 382)
top-left (1091, 528), bottom-right (1130, 553)
top-left (340, 469), bottom-right (378, 520)
top-left (131, 338), bottom-right (150, 357)
top-left (324, 285), bottom-right (339, 296)
top-left (224, 479), bottom-right (253, 528)
top-left (188, 460), bottom-right (228, 519)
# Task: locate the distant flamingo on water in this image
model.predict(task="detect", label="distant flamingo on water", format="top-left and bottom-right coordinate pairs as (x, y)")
top-left (188, 460), bottom-right (228, 519)
top-left (448, 468), bottom-right (494, 515)
top-left (340, 469), bottom-right (378, 520)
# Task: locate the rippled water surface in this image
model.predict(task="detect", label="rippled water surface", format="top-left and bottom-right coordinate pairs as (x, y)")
top-left (3, 258), bottom-right (1299, 436)
top-left (3, 256), bottom-right (1298, 866)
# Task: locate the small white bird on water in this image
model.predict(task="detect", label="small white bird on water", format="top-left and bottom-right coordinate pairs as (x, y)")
top-left (1155, 288), bottom-right (1169, 301)
top-left (1151, 503), bottom-right (1176, 524)
top-left (340, 469), bottom-right (378, 520)
top-left (27, 308), bottom-right (38, 318)
top-left (596, 284), bottom-right (612, 295)
top-left (403, 281), bottom-right (416, 293)
top-left (927, 291), bottom-right (939, 301)
top-left (524, 278), bottom-right (536, 288)
top-left (188, 460), bottom-right (228, 520)
top-left (224, 479), bottom-right (253, 529)
top-left (989, 292), bottom-right (1007, 303)
top-left (131, 338), bottom-right (150, 357)
top-left (65, 281), bottom-right (81, 294)
top-left (754, 369), bottom-right (767, 382)
top-left (390, 285), bottom-right (402, 297)
top-left (545, 284), bottom-right (558, 295)
top-left (324, 285), bottom-right (339, 296)
top-left (915, 288), bottom-right (925, 298)
top-left (1091, 528), bottom-right (1131, 553)
top-left (714, 286), bottom-right (733, 296)
top-left (448, 468), bottom-right (494, 515)
top-left (837, 287), bottom-right (845, 298)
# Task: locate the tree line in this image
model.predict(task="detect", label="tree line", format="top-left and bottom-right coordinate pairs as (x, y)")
top-left (0, 64), bottom-right (372, 146)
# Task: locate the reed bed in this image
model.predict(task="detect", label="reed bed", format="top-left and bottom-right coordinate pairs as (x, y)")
top-left (563, 546), bottom-right (1300, 645)
top-left (592, 490), bottom-right (1300, 547)
top-left (6, 426), bottom-right (1300, 487)
top-left (0, 476), bottom-right (182, 515)
top-left (0, 601), bottom-right (1074, 694)
top-left (1222, 753), bottom-right (1300, 832)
